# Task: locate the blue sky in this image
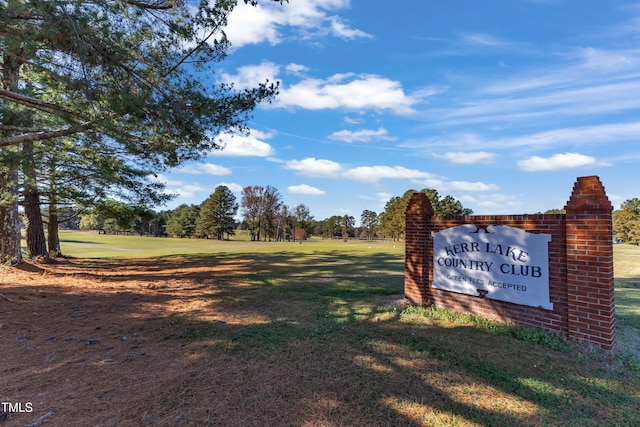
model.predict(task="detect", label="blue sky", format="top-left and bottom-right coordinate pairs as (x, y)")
top-left (159, 0), bottom-right (640, 223)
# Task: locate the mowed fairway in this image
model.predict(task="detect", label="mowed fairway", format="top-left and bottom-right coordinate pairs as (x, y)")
top-left (613, 244), bottom-right (640, 366)
top-left (1, 231), bottom-right (639, 426)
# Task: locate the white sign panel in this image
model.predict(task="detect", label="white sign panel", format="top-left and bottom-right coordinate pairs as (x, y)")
top-left (433, 225), bottom-right (553, 310)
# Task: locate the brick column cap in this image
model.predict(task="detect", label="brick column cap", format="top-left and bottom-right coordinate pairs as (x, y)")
top-left (564, 175), bottom-right (612, 213)
top-left (405, 192), bottom-right (435, 216)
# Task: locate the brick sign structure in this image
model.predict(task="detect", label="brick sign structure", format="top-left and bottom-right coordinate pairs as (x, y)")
top-left (404, 176), bottom-right (615, 350)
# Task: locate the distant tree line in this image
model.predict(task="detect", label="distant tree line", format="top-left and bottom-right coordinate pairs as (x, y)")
top-left (76, 186), bottom-right (473, 241)
top-left (613, 198), bottom-right (640, 244)
top-left (74, 192), bottom-right (640, 246)
top-left (541, 199), bottom-right (639, 245)
top-left (543, 198), bottom-right (640, 245)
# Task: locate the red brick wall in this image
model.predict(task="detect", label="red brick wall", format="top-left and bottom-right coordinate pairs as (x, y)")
top-left (404, 176), bottom-right (615, 350)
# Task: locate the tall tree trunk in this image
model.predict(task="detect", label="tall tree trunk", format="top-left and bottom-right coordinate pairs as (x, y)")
top-left (48, 209), bottom-right (61, 256)
top-left (0, 167), bottom-right (22, 264)
top-left (47, 161), bottom-right (61, 256)
top-left (0, 6), bottom-right (24, 264)
top-left (22, 141), bottom-right (48, 258)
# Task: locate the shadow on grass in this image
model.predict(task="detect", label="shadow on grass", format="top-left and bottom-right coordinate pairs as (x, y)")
top-left (3, 251), bottom-right (640, 426)
top-left (50, 250), bottom-right (405, 287)
top-left (615, 277), bottom-right (640, 368)
top-left (59, 239), bottom-right (105, 245)
top-left (157, 273), bottom-right (640, 426)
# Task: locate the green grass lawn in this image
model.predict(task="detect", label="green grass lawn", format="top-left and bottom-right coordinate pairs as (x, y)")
top-left (36, 231), bottom-right (640, 425)
top-left (56, 230), bottom-right (640, 362)
top-left (56, 230), bottom-right (405, 258)
top-left (613, 244), bottom-right (640, 366)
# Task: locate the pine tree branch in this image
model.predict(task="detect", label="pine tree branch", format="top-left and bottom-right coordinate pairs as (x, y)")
top-left (123, 0), bottom-right (176, 10)
top-left (0, 88), bottom-right (85, 120)
top-left (0, 125), bottom-right (49, 133)
top-left (0, 123), bottom-right (94, 148)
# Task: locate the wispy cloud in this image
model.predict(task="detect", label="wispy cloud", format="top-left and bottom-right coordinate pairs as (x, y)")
top-left (328, 127), bottom-right (396, 143)
top-left (416, 178), bottom-right (499, 192)
top-left (445, 181), bottom-right (499, 191)
top-left (462, 33), bottom-right (512, 48)
top-left (574, 47), bottom-right (638, 72)
top-left (437, 80), bottom-right (640, 128)
top-left (174, 163), bottom-right (232, 176)
top-left (285, 63), bottom-right (309, 76)
top-left (343, 116), bottom-right (365, 125)
top-left (408, 121), bottom-right (640, 154)
top-left (329, 17), bottom-right (373, 39)
top-left (472, 194), bottom-right (524, 212)
top-left (438, 151), bottom-right (496, 164)
top-left (505, 122), bottom-right (640, 148)
top-left (420, 45), bottom-right (640, 139)
top-left (342, 166), bottom-right (434, 183)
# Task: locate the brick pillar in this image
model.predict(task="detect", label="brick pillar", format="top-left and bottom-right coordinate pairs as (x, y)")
top-left (564, 176), bottom-right (615, 350)
top-left (404, 193), bottom-right (434, 305)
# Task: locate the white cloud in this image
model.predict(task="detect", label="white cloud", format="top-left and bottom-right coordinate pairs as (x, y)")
top-left (223, 64), bottom-right (417, 115)
top-left (223, 0), bottom-right (371, 48)
top-left (288, 184), bottom-right (326, 195)
top-left (329, 17), bottom-right (373, 39)
top-left (213, 129), bottom-right (275, 157)
top-left (328, 127), bottom-right (396, 143)
top-left (517, 152), bottom-right (597, 171)
top-left (283, 158), bottom-right (499, 191)
top-left (199, 164), bottom-right (232, 175)
top-left (216, 182), bottom-right (244, 193)
top-left (174, 163), bottom-right (232, 175)
top-left (220, 62), bottom-right (280, 90)
top-left (344, 116), bottom-right (365, 125)
top-left (223, 3), bottom-right (281, 47)
top-left (284, 157), bottom-right (343, 177)
top-left (342, 166), bottom-right (434, 183)
top-left (439, 151), bottom-right (496, 164)
top-left (376, 192), bottom-right (394, 209)
top-left (175, 184), bottom-right (209, 198)
top-left (285, 63), bottom-right (309, 76)
top-left (154, 174), bottom-right (208, 199)
top-left (276, 73), bottom-right (417, 114)
top-left (153, 173), bottom-right (185, 188)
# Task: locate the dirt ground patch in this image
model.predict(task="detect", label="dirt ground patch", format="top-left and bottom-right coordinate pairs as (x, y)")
top-left (1, 258), bottom-right (288, 426)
